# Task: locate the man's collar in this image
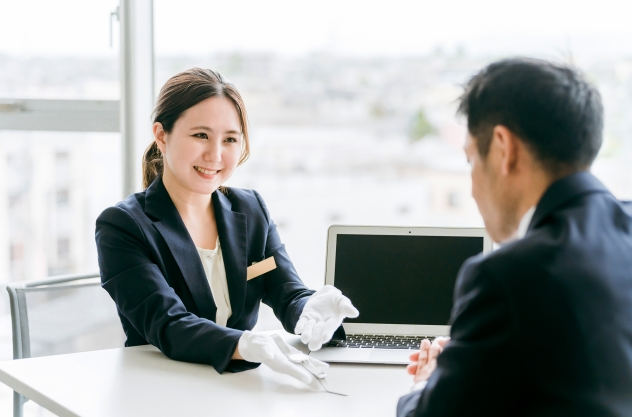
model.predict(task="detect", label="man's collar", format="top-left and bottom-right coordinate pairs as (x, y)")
top-left (527, 171), bottom-right (609, 234)
top-left (500, 171), bottom-right (607, 245)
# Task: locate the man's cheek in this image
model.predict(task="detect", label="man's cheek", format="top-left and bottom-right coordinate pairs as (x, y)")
top-left (472, 184), bottom-right (492, 221)
top-left (470, 175), bottom-right (482, 205)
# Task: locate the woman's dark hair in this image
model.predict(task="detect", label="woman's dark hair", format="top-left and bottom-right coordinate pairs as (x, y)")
top-left (457, 58), bottom-right (603, 174)
top-left (143, 68), bottom-right (250, 189)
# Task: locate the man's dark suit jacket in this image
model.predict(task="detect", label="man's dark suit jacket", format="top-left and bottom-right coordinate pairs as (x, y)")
top-left (398, 172), bottom-right (632, 416)
top-left (95, 177), bottom-right (317, 373)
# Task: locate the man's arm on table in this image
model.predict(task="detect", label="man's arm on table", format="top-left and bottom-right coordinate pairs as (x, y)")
top-left (398, 338), bottom-right (447, 417)
top-left (397, 257), bottom-right (517, 417)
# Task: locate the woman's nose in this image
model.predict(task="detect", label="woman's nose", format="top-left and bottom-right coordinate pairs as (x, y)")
top-left (204, 140), bottom-right (222, 162)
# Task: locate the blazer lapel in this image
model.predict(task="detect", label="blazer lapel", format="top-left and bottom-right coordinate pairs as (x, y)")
top-left (212, 190), bottom-right (248, 326)
top-left (144, 177), bottom-right (218, 321)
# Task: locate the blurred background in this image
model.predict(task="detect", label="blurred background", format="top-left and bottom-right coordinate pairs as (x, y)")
top-left (0, 0), bottom-right (631, 414)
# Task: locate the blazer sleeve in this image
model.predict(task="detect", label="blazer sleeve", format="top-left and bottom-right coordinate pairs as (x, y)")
top-left (96, 205), bottom-right (244, 374)
top-left (405, 257), bottom-right (518, 417)
top-left (397, 389), bottom-right (424, 417)
top-left (253, 191), bottom-right (315, 333)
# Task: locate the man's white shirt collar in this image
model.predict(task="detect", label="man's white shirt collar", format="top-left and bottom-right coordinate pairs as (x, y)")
top-left (516, 206), bottom-right (536, 240)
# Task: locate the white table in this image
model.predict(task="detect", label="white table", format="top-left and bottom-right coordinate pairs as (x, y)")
top-left (0, 335), bottom-right (413, 417)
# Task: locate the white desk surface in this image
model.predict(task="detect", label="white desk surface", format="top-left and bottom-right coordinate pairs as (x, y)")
top-left (0, 335), bottom-right (413, 417)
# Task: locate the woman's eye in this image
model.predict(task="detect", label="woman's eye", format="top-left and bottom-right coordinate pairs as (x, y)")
top-left (225, 137), bottom-right (238, 143)
top-left (193, 133), bottom-right (208, 139)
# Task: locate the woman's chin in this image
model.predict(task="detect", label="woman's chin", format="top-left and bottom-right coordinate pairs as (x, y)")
top-left (182, 178), bottom-right (221, 196)
top-left (193, 185), bottom-right (220, 195)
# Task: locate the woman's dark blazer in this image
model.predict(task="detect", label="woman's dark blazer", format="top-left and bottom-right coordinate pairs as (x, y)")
top-left (95, 176), bottom-right (315, 373)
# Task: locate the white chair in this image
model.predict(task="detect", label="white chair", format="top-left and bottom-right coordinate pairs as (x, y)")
top-left (6, 272), bottom-right (126, 417)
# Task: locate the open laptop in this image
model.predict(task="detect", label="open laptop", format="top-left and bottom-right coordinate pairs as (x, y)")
top-left (309, 225), bottom-right (492, 364)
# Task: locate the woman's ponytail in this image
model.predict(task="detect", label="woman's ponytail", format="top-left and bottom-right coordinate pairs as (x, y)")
top-left (142, 141), bottom-right (163, 189)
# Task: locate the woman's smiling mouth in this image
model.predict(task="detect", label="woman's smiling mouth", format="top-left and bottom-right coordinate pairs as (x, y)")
top-left (194, 166), bottom-right (220, 176)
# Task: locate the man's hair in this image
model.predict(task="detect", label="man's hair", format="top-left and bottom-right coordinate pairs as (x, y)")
top-left (457, 58), bottom-right (603, 173)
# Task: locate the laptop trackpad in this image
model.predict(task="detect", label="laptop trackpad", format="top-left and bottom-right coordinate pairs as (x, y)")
top-left (310, 348), bottom-right (372, 362)
top-left (369, 349), bottom-right (411, 364)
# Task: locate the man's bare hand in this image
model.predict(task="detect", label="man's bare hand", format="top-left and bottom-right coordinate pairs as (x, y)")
top-left (406, 337), bottom-right (450, 383)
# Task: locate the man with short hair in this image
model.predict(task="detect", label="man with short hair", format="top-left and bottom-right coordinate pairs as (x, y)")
top-left (397, 58), bottom-right (632, 416)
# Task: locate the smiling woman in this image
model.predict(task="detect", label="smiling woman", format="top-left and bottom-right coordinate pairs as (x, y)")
top-left (155, 98), bottom-right (242, 197)
top-left (94, 68), bottom-right (358, 388)
top-left (142, 68), bottom-right (250, 191)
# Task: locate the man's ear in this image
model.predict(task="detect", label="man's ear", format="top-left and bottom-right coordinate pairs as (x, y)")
top-left (153, 122), bottom-right (167, 154)
top-left (491, 125), bottom-right (519, 176)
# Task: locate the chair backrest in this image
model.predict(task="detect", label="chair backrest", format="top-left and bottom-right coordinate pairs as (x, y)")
top-left (6, 273), bottom-right (126, 359)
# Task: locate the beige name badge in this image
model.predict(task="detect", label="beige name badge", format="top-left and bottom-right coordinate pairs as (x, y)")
top-left (247, 256), bottom-right (277, 280)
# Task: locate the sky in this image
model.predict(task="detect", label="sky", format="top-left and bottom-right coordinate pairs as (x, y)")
top-left (0, 0), bottom-right (632, 58)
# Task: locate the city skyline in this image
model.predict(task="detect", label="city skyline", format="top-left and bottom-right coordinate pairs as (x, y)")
top-left (0, 51), bottom-right (630, 293)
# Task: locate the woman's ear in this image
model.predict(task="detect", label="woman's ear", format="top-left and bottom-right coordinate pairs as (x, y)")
top-left (153, 122), bottom-right (167, 154)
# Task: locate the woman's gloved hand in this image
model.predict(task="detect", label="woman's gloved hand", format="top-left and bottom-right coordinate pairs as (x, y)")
top-left (295, 285), bottom-right (360, 351)
top-left (237, 331), bottom-right (321, 390)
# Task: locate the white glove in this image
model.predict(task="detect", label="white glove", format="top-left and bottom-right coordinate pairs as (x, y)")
top-left (295, 285), bottom-right (359, 351)
top-left (237, 331), bottom-right (322, 390)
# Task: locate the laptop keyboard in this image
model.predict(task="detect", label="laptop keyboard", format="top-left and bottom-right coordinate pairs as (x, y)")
top-left (325, 334), bottom-right (436, 350)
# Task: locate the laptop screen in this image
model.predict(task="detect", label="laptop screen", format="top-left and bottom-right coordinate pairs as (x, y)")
top-left (333, 234), bottom-right (484, 326)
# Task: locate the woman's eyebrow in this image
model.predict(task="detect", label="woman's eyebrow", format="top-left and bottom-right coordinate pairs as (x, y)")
top-left (190, 125), bottom-right (212, 131)
top-left (190, 125), bottom-right (241, 134)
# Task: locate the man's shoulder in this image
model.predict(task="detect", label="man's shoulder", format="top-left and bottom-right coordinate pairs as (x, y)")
top-left (463, 192), bottom-right (632, 296)
top-left (455, 230), bottom-right (558, 301)
top-left (463, 234), bottom-right (548, 275)
top-left (488, 231), bottom-right (552, 268)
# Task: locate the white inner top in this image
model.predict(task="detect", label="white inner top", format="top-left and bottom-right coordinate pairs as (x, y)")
top-left (196, 237), bottom-right (232, 327)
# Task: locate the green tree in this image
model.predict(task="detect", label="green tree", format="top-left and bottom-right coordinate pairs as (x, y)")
top-left (409, 109), bottom-right (434, 141)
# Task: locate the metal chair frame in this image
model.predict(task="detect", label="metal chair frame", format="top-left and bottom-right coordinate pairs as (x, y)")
top-left (6, 272), bottom-right (102, 417)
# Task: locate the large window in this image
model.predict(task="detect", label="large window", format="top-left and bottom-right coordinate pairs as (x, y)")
top-left (0, 4), bottom-right (121, 282)
top-left (0, 131), bottom-right (121, 279)
top-left (0, 2), bottom-right (121, 414)
top-left (4, 1), bottom-right (628, 292)
top-left (153, 0), bottom-right (632, 289)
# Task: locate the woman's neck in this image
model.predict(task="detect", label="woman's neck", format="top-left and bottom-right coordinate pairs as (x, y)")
top-left (161, 167), bottom-right (215, 221)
